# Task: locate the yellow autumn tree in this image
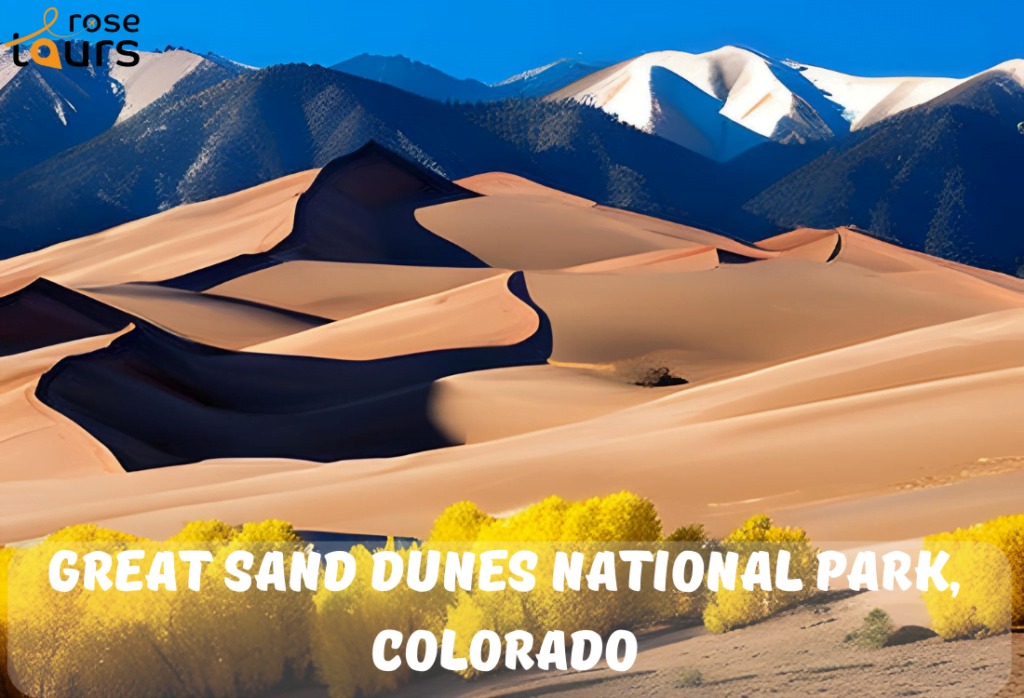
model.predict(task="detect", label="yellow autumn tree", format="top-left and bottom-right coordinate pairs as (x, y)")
top-left (703, 515), bottom-right (817, 633)
top-left (923, 514), bottom-right (1023, 639)
top-left (4, 520), bottom-right (312, 698)
top-left (439, 491), bottom-right (669, 678)
top-left (311, 540), bottom-right (451, 698)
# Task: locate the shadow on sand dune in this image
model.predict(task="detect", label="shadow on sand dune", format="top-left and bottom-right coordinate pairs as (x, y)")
top-left (161, 142), bottom-right (488, 292)
top-left (35, 273), bottom-right (551, 471)
top-left (0, 278), bottom-right (133, 357)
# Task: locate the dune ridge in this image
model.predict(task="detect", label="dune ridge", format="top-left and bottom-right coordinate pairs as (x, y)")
top-left (0, 147), bottom-right (1021, 548)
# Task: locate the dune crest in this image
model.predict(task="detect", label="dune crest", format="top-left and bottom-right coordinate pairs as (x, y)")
top-left (0, 147), bottom-right (1022, 547)
top-left (247, 274), bottom-right (540, 360)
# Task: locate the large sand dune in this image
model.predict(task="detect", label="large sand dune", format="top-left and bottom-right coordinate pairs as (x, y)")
top-left (0, 146), bottom-right (1021, 547)
top-left (0, 170), bottom-right (317, 296)
top-left (247, 274), bottom-right (539, 360)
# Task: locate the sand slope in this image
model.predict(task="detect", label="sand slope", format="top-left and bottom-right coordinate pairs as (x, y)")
top-left (83, 284), bottom-right (328, 350)
top-left (0, 170), bottom-right (317, 296)
top-left (248, 274), bottom-right (539, 360)
top-left (416, 176), bottom-right (771, 269)
top-left (1, 154), bottom-right (1022, 547)
top-left (0, 331), bottom-right (128, 481)
top-left (207, 261), bottom-right (500, 321)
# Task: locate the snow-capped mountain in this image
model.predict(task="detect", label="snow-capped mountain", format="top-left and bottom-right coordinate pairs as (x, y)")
top-left (111, 48), bottom-right (249, 123)
top-left (0, 42), bottom-right (249, 178)
top-left (331, 54), bottom-right (600, 102)
top-left (546, 47), bottom-right (849, 161)
top-left (747, 63), bottom-right (1024, 274)
top-left (793, 59), bottom-right (1024, 131)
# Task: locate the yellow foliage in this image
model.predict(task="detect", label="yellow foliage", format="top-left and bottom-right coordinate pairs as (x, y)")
top-left (3, 520), bottom-right (312, 698)
top-left (428, 501), bottom-right (495, 542)
top-left (311, 540), bottom-right (450, 698)
top-left (923, 514), bottom-right (1023, 639)
top-left (703, 515), bottom-right (817, 633)
top-left (44, 523), bottom-right (146, 544)
top-left (168, 519), bottom-right (240, 543)
top-left (437, 492), bottom-right (669, 678)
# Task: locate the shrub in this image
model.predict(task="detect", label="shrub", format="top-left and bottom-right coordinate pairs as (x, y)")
top-left (428, 501), bottom-right (495, 542)
top-left (437, 492), bottom-right (669, 678)
top-left (844, 608), bottom-right (895, 649)
top-left (702, 515), bottom-right (817, 633)
top-left (3, 520), bottom-right (311, 698)
top-left (675, 667), bottom-right (703, 688)
top-left (311, 540), bottom-right (451, 698)
top-left (923, 514), bottom-right (1023, 639)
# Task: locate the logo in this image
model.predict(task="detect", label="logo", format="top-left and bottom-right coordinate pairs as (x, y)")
top-left (5, 7), bottom-right (140, 69)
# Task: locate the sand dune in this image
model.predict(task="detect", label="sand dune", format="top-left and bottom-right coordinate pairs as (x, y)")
top-left (563, 247), bottom-right (720, 274)
top-left (429, 364), bottom-right (686, 444)
top-left (0, 331), bottom-right (128, 482)
top-left (83, 283), bottom-right (328, 350)
top-left (1, 154), bottom-right (1022, 548)
top-left (0, 278), bottom-right (133, 356)
top-left (455, 172), bottom-right (594, 206)
top-left (6, 306), bottom-right (1024, 543)
top-left (415, 177), bottom-right (771, 269)
top-left (248, 274), bottom-right (539, 360)
top-left (0, 170), bottom-right (317, 295)
top-left (207, 261), bottom-right (500, 320)
top-left (32, 272), bottom-right (550, 473)
top-left (525, 249), bottom-right (1024, 383)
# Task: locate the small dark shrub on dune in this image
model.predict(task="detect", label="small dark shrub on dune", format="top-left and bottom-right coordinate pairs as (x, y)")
top-left (634, 366), bottom-right (687, 387)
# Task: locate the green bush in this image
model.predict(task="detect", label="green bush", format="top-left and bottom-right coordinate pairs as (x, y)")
top-left (844, 608), bottom-right (895, 649)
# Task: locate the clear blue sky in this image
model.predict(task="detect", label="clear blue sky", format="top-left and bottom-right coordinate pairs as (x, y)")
top-left (6, 0), bottom-right (1022, 83)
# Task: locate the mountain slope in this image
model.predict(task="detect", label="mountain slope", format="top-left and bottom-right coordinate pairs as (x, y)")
top-left (546, 47), bottom-right (848, 160)
top-left (331, 54), bottom-right (494, 102)
top-left (332, 54), bottom-right (599, 102)
top-left (0, 64), bottom-right (780, 259)
top-left (0, 43), bottom-right (248, 179)
top-left (746, 64), bottom-right (1024, 274)
top-left (110, 47), bottom-right (249, 122)
top-left (0, 42), bottom-right (123, 177)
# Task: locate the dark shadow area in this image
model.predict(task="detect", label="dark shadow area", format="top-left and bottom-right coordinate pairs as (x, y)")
top-left (0, 278), bottom-right (132, 356)
top-left (883, 625), bottom-right (939, 647)
top-left (36, 273), bottom-right (552, 471)
top-left (160, 142), bottom-right (488, 291)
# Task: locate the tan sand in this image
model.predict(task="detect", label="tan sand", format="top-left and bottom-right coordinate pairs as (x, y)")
top-left (246, 274), bottom-right (538, 360)
top-left (82, 284), bottom-right (323, 350)
top-left (0, 331), bottom-right (128, 482)
top-left (525, 254), bottom-right (1024, 382)
top-left (414, 179), bottom-right (772, 270)
top-left (0, 170), bottom-right (318, 295)
top-left (454, 172), bottom-right (595, 206)
top-left (415, 196), bottom-right (701, 270)
top-left (428, 364), bottom-right (687, 444)
top-left (6, 307), bottom-right (1024, 543)
top-left (756, 227), bottom-right (840, 251)
top-left (207, 261), bottom-right (501, 321)
top-left (563, 247), bottom-right (720, 274)
top-left (2, 172), bottom-right (1024, 550)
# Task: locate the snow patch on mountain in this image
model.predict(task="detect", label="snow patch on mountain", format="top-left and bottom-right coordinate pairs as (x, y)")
top-left (110, 50), bottom-right (212, 122)
top-left (792, 63), bottom-right (963, 130)
top-left (547, 47), bottom-right (837, 160)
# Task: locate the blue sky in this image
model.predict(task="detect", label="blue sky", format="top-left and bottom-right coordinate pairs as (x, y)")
top-left (6, 0), bottom-right (1022, 83)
